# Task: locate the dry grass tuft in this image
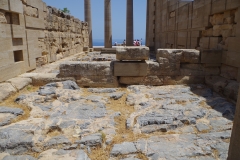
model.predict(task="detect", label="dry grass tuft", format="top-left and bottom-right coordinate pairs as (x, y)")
top-left (0, 85), bottom-right (39, 123)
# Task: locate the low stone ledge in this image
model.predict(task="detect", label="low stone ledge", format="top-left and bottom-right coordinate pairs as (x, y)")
top-left (59, 61), bottom-right (113, 77)
top-left (7, 77), bottom-right (32, 90)
top-left (116, 46), bottom-right (149, 60)
top-left (114, 61), bottom-right (148, 76)
top-left (0, 83), bottom-right (17, 102)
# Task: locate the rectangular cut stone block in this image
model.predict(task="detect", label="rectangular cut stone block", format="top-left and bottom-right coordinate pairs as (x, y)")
top-left (9, 0), bottom-right (23, 14)
top-left (76, 75), bottom-right (119, 88)
top-left (0, 0), bottom-right (9, 10)
top-left (222, 51), bottom-right (240, 68)
top-left (59, 61), bottom-right (113, 77)
top-left (114, 61), bottom-right (148, 76)
top-left (201, 50), bottom-right (222, 63)
top-left (147, 61), bottom-right (180, 76)
top-left (180, 64), bottom-right (205, 76)
top-left (157, 49), bottom-right (200, 63)
top-left (26, 0), bottom-right (43, 10)
top-left (119, 76), bottom-right (164, 86)
top-left (116, 47), bottom-right (149, 60)
top-left (25, 16), bottom-right (45, 29)
top-left (12, 25), bottom-right (25, 38)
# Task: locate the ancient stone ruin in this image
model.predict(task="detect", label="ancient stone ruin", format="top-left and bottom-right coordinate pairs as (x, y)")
top-left (0, 0), bottom-right (240, 160)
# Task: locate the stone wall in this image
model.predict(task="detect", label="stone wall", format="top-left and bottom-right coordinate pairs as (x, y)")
top-left (0, 0), bottom-right (89, 82)
top-left (146, 0), bottom-right (240, 101)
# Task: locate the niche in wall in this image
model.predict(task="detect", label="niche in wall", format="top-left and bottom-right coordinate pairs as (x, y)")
top-left (13, 50), bottom-right (23, 62)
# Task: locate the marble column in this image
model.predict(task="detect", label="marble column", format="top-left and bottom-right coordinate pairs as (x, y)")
top-left (126, 0), bottom-right (133, 46)
top-left (104, 0), bottom-right (112, 48)
top-left (84, 0), bottom-right (93, 48)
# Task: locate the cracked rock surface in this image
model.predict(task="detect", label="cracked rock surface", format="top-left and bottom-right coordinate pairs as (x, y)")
top-left (0, 82), bottom-right (235, 159)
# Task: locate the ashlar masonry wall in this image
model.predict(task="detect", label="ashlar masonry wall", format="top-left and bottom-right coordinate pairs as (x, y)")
top-left (0, 0), bottom-right (89, 83)
top-left (146, 0), bottom-right (240, 100)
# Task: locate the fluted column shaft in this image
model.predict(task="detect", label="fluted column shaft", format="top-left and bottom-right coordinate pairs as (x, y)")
top-left (84, 0), bottom-right (92, 48)
top-left (104, 0), bottom-right (112, 48)
top-left (126, 0), bottom-right (133, 46)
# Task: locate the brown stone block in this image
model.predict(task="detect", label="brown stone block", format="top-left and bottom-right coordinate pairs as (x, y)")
top-left (114, 61), bottom-right (148, 77)
top-left (147, 60), bottom-right (180, 76)
top-left (0, 0), bottom-right (9, 11)
top-left (204, 63), bottom-right (221, 67)
top-left (0, 24), bottom-right (12, 38)
top-left (201, 50), bottom-right (222, 64)
top-left (25, 15), bottom-right (45, 29)
top-left (204, 67), bottom-right (220, 76)
top-left (9, 0), bottom-right (23, 13)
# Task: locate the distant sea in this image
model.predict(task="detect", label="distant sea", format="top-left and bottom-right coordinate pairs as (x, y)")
top-left (93, 39), bottom-right (145, 46)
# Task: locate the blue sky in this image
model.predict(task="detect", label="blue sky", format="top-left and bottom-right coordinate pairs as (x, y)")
top-left (43, 0), bottom-right (146, 40)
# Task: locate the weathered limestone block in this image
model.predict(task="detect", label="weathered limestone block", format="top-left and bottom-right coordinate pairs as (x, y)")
top-left (116, 47), bottom-right (149, 60)
top-left (76, 75), bottom-right (118, 88)
top-left (7, 77), bottom-right (32, 90)
top-left (23, 5), bottom-right (38, 18)
top-left (114, 61), bottom-right (148, 76)
top-left (9, 0), bottom-right (23, 14)
top-left (180, 64), bottom-right (205, 76)
top-left (31, 73), bottom-right (75, 86)
top-left (0, 83), bottom-right (17, 102)
top-left (59, 61), bottom-right (113, 77)
top-left (157, 49), bottom-right (200, 64)
top-left (221, 64), bottom-right (238, 80)
top-left (147, 60), bottom-right (180, 76)
top-left (163, 76), bottom-right (205, 85)
top-left (119, 76), bottom-right (163, 86)
top-left (25, 16), bottom-right (45, 29)
top-left (12, 25), bottom-right (25, 38)
top-left (201, 50), bottom-right (222, 63)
